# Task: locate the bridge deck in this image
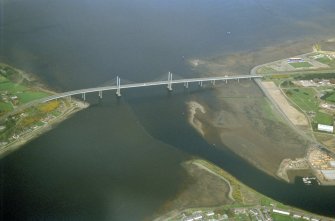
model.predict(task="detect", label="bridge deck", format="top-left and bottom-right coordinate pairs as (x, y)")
top-left (28, 75), bottom-right (261, 105)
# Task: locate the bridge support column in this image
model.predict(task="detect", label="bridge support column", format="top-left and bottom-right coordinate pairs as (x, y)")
top-left (82, 93), bottom-right (86, 101)
top-left (212, 80), bottom-right (215, 86)
top-left (237, 78), bottom-right (239, 83)
top-left (225, 79), bottom-right (228, 84)
top-left (184, 82), bottom-right (189, 89)
top-left (199, 81), bottom-right (203, 87)
top-left (116, 76), bottom-right (121, 97)
top-left (167, 72), bottom-right (173, 91)
top-left (99, 91), bottom-right (102, 99)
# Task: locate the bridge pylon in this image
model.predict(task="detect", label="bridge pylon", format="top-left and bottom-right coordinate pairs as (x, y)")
top-left (116, 76), bottom-right (121, 97)
top-left (167, 72), bottom-right (173, 91)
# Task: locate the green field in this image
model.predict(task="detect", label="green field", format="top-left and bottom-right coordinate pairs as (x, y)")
top-left (284, 88), bottom-right (318, 112)
top-left (315, 56), bottom-right (335, 67)
top-left (283, 85), bottom-right (334, 127)
top-left (316, 56), bottom-right (333, 65)
top-left (294, 72), bottom-right (335, 80)
top-left (0, 81), bottom-right (26, 93)
top-left (0, 102), bottom-right (13, 112)
top-left (315, 111), bottom-right (333, 125)
top-left (289, 62), bottom-right (313, 68)
top-left (16, 91), bottom-right (49, 103)
top-left (0, 68), bottom-right (50, 108)
top-left (257, 66), bottom-right (277, 74)
top-left (322, 91), bottom-right (335, 103)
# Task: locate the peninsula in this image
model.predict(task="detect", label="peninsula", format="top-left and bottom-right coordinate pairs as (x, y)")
top-left (0, 63), bottom-right (88, 158)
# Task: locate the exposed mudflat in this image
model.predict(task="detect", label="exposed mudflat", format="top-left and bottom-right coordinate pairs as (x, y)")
top-left (186, 40), bottom-right (332, 178)
top-left (152, 160), bottom-right (233, 220)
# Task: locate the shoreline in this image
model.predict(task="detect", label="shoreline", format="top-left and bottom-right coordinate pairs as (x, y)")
top-left (0, 98), bottom-right (89, 159)
top-left (153, 159), bottom-right (334, 221)
top-left (251, 51), bottom-right (335, 184)
top-left (190, 160), bottom-right (234, 201)
top-left (186, 47), bottom-right (335, 185)
top-left (0, 63), bottom-right (89, 158)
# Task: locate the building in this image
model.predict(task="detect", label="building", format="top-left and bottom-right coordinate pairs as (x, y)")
top-left (321, 170), bottom-right (335, 180)
top-left (317, 124), bottom-right (334, 133)
top-left (273, 209), bottom-right (290, 216)
top-left (288, 57), bottom-right (303, 63)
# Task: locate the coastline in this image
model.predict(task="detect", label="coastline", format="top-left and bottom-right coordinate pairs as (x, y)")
top-left (153, 159), bottom-right (333, 221)
top-left (0, 99), bottom-right (88, 159)
top-left (0, 63), bottom-right (89, 158)
top-left (251, 51), bottom-right (335, 184)
top-left (186, 44), bottom-right (335, 184)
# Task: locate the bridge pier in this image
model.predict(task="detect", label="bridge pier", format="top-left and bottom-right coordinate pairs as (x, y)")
top-left (199, 81), bottom-right (203, 87)
top-left (82, 93), bottom-right (86, 101)
top-left (167, 72), bottom-right (173, 91)
top-left (116, 76), bottom-right (121, 97)
top-left (225, 79), bottom-right (228, 84)
top-left (211, 80), bottom-right (216, 86)
top-left (184, 82), bottom-right (189, 88)
top-left (99, 91), bottom-right (102, 99)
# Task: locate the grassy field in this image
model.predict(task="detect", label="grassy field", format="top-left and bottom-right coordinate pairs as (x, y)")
top-left (16, 91), bottom-right (49, 103)
top-left (294, 72), bottom-right (335, 80)
top-left (315, 111), bottom-right (334, 125)
top-left (0, 65), bottom-right (51, 109)
top-left (0, 102), bottom-right (13, 113)
top-left (257, 66), bottom-right (277, 74)
top-left (0, 80), bottom-right (26, 92)
top-left (289, 62), bottom-right (312, 69)
top-left (283, 85), bottom-right (334, 127)
top-left (284, 88), bottom-right (318, 112)
top-left (315, 56), bottom-right (335, 67)
top-left (322, 91), bottom-right (335, 103)
top-left (316, 56), bottom-right (333, 65)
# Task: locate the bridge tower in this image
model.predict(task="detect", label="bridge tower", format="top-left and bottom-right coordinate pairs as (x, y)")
top-left (116, 76), bottom-right (121, 97)
top-left (167, 72), bottom-right (173, 91)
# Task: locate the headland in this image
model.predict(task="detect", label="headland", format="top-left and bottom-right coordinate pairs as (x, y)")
top-left (0, 63), bottom-right (88, 158)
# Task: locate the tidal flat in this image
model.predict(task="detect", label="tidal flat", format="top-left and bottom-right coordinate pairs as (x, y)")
top-left (186, 40), bottom-right (333, 178)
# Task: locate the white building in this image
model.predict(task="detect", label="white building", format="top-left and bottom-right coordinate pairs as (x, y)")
top-left (321, 170), bottom-right (335, 180)
top-left (317, 124), bottom-right (334, 133)
top-left (273, 209), bottom-right (290, 216)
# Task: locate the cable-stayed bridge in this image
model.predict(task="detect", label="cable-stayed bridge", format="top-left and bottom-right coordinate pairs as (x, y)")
top-left (40, 73), bottom-right (261, 103)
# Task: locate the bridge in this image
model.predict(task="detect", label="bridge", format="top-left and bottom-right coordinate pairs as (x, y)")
top-left (41, 73), bottom-right (262, 102)
top-left (39, 73), bottom-right (261, 103)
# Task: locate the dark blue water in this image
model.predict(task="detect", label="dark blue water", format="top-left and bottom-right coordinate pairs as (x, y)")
top-left (1, 0), bottom-right (335, 220)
